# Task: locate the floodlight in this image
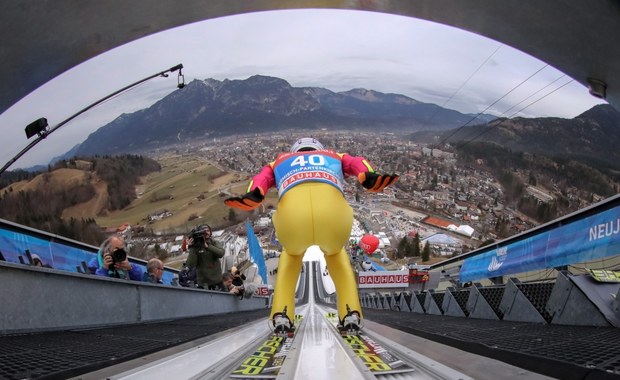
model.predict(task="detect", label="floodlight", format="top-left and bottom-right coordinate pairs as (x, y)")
top-left (587, 78), bottom-right (607, 99)
top-left (24, 117), bottom-right (48, 139)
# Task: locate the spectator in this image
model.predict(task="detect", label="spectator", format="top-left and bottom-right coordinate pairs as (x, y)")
top-left (178, 261), bottom-right (197, 288)
top-left (30, 253), bottom-right (53, 268)
top-left (231, 266), bottom-right (246, 287)
top-left (143, 258), bottom-right (165, 284)
top-left (88, 235), bottom-right (143, 281)
top-left (230, 266), bottom-right (246, 297)
top-left (362, 259), bottom-right (375, 272)
top-left (222, 272), bottom-right (243, 296)
top-left (186, 224), bottom-right (225, 290)
top-left (31, 254), bottom-right (43, 267)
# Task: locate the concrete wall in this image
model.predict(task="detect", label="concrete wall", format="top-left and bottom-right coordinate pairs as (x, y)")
top-left (0, 261), bottom-right (268, 334)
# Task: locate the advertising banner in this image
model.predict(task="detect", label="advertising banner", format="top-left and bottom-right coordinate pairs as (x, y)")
top-left (0, 224), bottom-right (176, 284)
top-left (0, 227), bottom-right (93, 272)
top-left (409, 269), bottom-right (430, 283)
top-left (460, 206), bottom-right (620, 282)
top-left (246, 222), bottom-right (268, 284)
top-left (254, 285), bottom-right (272, 297)
top-left (358, 270), bottom-right (409, 288)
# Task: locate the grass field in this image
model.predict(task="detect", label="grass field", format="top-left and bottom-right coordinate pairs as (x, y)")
top-left (1, 152), bottom-right (282, 235)
top-left (95, 154), bottom-right (257, 233)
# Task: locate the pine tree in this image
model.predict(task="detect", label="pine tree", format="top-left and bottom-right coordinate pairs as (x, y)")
top-left (411, 234), bottom-right (421, 257)
top-left (397, 237), bottom-right (408, 259)
top-left (422, 242), bottom-right (431, 262)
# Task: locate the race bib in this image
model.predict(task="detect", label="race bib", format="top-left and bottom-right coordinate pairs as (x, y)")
top-left (273, 151), bottom-right (345, 197)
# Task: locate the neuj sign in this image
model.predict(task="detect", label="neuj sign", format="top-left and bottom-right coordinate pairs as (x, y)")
top-left (358, 270), bottom-right (410, 288)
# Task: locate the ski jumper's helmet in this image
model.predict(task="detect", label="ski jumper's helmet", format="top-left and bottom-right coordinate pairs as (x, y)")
top-left (290, 137), bottom-right (324, 152)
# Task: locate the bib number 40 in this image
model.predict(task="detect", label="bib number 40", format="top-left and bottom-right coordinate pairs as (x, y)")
top-left (291, 154), bottom-right (325, 167)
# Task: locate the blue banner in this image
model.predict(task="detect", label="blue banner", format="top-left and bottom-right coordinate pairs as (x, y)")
top-left (0, 224), bottom-right (174, 284)
top-left (0, 228), bottom-right (93, 272)
top-left (246, 222), bottom-right (268, 284)
top-left (460, 206), bottom-right (620, 282)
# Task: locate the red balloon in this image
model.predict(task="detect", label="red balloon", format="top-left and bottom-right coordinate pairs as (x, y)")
top-left (359, 234), bottom-right (380, 254)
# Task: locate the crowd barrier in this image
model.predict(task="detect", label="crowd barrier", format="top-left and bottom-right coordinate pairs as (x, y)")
top-left (0, 218), bottom-right (176, 284)
top-left (0, 261), bottom-right (268, 334)
top-left (359, 271), bottom-right (620, 327)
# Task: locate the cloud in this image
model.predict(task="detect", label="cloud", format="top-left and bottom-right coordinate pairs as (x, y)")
top-left (0, 9), bottom-right (606, 170)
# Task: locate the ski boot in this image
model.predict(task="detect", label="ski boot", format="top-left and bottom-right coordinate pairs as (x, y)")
top-left (272, 306), bottom-right (295, 337)
top-left (338, 305), bottom-right (362, 336)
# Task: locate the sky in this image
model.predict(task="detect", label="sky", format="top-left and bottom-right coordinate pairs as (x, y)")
top-left (0, 9), bottom-right (607, 171)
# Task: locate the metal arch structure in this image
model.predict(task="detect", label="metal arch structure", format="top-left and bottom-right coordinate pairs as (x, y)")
top-left (0, 0), bottom-right (619, 119)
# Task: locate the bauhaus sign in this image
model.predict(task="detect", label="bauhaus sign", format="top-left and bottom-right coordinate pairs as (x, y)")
top-left (358, 271), bottom-right (409, 288)
top-left (254, 285), bottom-right (271, 297)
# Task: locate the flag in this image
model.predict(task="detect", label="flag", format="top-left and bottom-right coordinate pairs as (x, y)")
top-left (246, 222), bottom-right (268, 284)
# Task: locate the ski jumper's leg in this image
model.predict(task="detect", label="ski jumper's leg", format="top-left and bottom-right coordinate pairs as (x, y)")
top-left (270, 250), bottom-right (303, 318)
top-left (270, 185), bottom-right (314, 319)
top-left (309, 183), bottom-right (362, 320)
top-left (324, 248), bottom-right (362, 319)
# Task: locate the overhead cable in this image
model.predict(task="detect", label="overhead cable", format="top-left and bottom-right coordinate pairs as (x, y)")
top-left (426, 44), bottom-right (502, 124)
top-left (457, 78), bottom-right (574, 148)
top-left (434, 63), bottom-right (549, 149)
top-left (496, 74), bottom-right (566, 118)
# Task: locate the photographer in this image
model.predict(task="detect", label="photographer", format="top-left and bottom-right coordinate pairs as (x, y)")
top-left (186, 224), bottom-right (225, 290)
top-left (230, 266), bottom-right (246, 296)
top-left (222, 272), bottom-right (243, 296)
top-left (88, 235), bottom-right (144, 281)
top-left (231, 266), bottom-right (246, 286)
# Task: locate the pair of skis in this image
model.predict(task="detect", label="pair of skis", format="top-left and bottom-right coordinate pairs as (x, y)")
top-left (231, 309), bottom-right (414, 378)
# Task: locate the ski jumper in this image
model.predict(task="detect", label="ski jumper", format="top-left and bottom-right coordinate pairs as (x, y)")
top-left (248, 150), bottom-right (374, 320)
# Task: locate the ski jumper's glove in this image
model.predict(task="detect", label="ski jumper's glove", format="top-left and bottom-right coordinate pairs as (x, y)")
top-left (224, 188), bottom-right (265, 211)
top-left (358, 172), bottom-right (399, 192)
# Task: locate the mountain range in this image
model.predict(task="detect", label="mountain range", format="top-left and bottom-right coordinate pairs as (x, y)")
top-left (70, 75), bottom-right (495, 157)
top-left (66, 74), bottom-right (620, 172)
top-left (414, 104), bottom-right (620, 169)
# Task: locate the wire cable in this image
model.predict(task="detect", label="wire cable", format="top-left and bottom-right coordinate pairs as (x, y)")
top-left (0, 64), bottom-right (184, 176)
top-left (495, 74), bottom-right (566, 118)
top-left (506, 79), bottom-right (574, 119)
top-left (457, 78), bottom-right (574, 148)
top-left (433, 63), bottom-right (549, 149)
top-left (426, 44), bottom-right (502, 124)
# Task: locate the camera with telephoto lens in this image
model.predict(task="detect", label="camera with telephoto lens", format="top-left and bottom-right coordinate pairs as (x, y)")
top-left (111, 247), bottom-right (127, 265)
top-left (190, 229), bottom-right (205, 247)
top-left (235, 284), bottom-right (245, 298)
top-left (189, 224), bottom-right (211, 247)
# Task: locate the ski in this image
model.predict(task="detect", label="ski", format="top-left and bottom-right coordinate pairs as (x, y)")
top-left (230, 315), bottom-right (303, 379)
top-left (588, 268), bottom-right (620, 283)
top-left (326, 312), bottom-right (416, 375)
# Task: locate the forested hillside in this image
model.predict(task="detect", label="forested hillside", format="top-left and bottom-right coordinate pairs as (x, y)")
top-left (0, 155), bottom-right (160, 245)
top-left (457, 141), bottom-right (617, 222)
